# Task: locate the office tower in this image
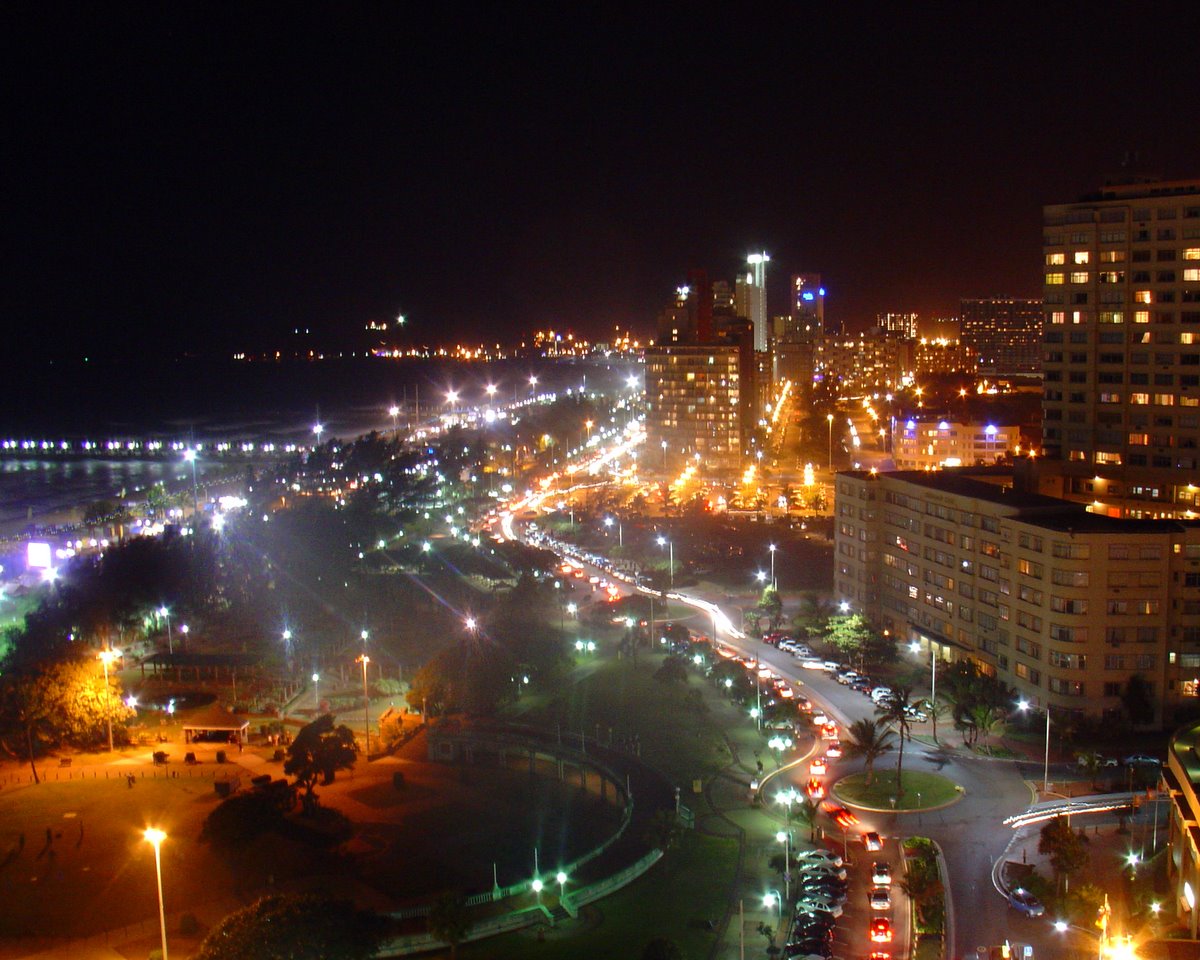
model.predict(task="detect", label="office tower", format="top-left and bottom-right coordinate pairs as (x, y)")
top-left (791, 274), bottom-right (826, 338)
top-left (960, 298), bottom-right (1042, 375)
top-left (1041, 179), bottom-right (1200, 500)
top-left (877, 312), bottom-right (918, 339)
top-left (734, 251), bottom-right (770, 352)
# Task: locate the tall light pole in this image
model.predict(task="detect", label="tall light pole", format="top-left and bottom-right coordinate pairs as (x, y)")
top-left (1018, 699), bottom-right (1052, 794)
top-left (826, 413), bottom-right (834, 472)
top-left (776, 830), bottom-right (791, 907)
top-left (179, 623), bottom-right (189, 652)
top-left (159, 606), bottom-right (172, 654)
top-left (144, 828), bottom-right (169, 960)
top-left (529, 374), bottom-right (538, 397)
top-left (98, 648), bottom-right (121, 752)
top-left (768, 544), bottom-right (777, 591)
top-left (661, 439), bottom-right (668, 472)
top-left (183, 448), bottom-right (199, 519)
top-left (388, 404), bottom-right (400, 439)
top-left (357, 654), bottom-right (371, 757)
top-left (312, 672), bottom-right (321, 713)
top-left (605, 515), bottom-right (623, 547)
top-left (657, 535), bottom-right (673, 588)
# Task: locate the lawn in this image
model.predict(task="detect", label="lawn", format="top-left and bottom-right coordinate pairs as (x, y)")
top-left (456, 832), bottom-right (738, 960)
top-left (832, 770), bottom-right (960, 810)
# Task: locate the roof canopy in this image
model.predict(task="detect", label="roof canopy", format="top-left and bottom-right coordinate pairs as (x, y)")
top-left (180, 705), bottom-right (251, 732)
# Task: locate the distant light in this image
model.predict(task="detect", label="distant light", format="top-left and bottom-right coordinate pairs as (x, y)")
top-left (801, 291), bottom-right (815, 301)
top-left (985, 424), bottom-right (998, 435)
top-left (818, 287), bottom-right (826, 296)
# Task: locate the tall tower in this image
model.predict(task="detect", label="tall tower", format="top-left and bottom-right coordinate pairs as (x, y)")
top-left (745, 251), bottom-right (770, 352)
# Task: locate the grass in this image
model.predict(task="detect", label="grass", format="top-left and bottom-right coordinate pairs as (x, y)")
top-left (914, 935), bottom-right (945, 960)
top-left (832, 770), bottom-right (960, 810)
top-left (457, 832), bottom-right (738, 960)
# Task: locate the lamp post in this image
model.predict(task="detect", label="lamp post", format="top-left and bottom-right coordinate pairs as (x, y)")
top-left (388, 404), bottom-right (400, 439)
top-left (529, 374), bottom-right (538, 396)
top-left (657, 536), bottom-right (673, 588)
top-left (605, 515), bottom-right (623, 547)
top-left (312, 672), bottom-right (320, 714)
top-left (158, 606), bottom-right (172, 654)
top-left (179, 623), bottom-right (189, 652)
top-left (661, 439), bottom-right (668, 472)
top-left (1018, 698), bottom-right (1052, 794)
top-left (556, 870), bottom-right (568, 901)
top-left (768, 544), bottom-right (777, 590)
top-left (357, 654), bottom-right (371, 756)
top-left (763, 889), bottom-right (782, 933)
top-left (98, 648), bottom-right (121, 752)
top-left (776, 830), bottom-right (791, 907)
top-left (183, 448), bottom-right (199, 519)
top-left (909, 641), bottom-right (937, 710)
top-left (826, 414), bottom-right (834, 471)
top-left (144, 828), bottom-right (169, 960)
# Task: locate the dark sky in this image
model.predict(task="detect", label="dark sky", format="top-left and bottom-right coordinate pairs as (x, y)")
top-left (4, 3), bottom-right (1199, 360)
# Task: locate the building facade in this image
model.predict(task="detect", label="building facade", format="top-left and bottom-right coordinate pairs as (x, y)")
top-left (1164, 721), bottom-right (1200, 937)
top-left (644, 344), bottom-right (744, 473)
top-left (812, 331), bottom-right (910, 397)
top-left (893, 420), bottom-right (1018, 470)
top-left (912, 337), bottom-right (977, 379)
top-left (961, 298), bottom-right (1042, 375)
top-left (833, 468), bottom-right (1200, 724)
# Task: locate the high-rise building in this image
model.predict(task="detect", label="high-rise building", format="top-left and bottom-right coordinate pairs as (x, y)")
top-left (960, 298), bottom-right (1042, 375)
top-left (735, 252), bottom-right (770, 352)
top-left (790, 273), bottom-right (826, 338)
top-left (1038, 178), bottom-right (1200, 515)
top-left (877, 312), bottom-right (918, 339)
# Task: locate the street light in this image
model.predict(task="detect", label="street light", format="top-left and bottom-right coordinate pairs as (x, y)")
top-left (464, 616), bottom-right (477, 633)
top-left (657, 535), bottom-right (673, 588)
top-left (357, 654), bottom-right (371, 757)
top-left (1017, 698), bottom-right (1052, 794)
top-left (158, 606), bottom-right (172, 654)
top-left (826, 413), bottom-right (834, 471)
top-left (556, 870), bottom-right (568, 899)
top-left (183, 448), bottom-right (199, 519)
top-left (312, 672), bottom-right (321, 713)
top-left (661, 439), bottom-right (668, 471)
top-left (605, 515), bottom-right (623, 547)
top-left (910, 641), bottom-right (936, 716)
top-left (762, 889), bottom-right (782, 932)
top-left (388, 404), bottom-right (400, 439)
top-left (143, 828), bottom-right (169, 960)
top-left (776, 830), bottom-right (791, 906)
top-left (179, 623), bottom-right (189, 651)
top-left (98, 648), bottom-right (121, 752)
top-left (768, 543), bottom-right (777, 590)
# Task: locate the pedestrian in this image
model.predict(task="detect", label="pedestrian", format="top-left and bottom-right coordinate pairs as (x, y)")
top-left (127, 773), bottom-right (136, 789)
top-left (237, 737), bottom-right (243, 754)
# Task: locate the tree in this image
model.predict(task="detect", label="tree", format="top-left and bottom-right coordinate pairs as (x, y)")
top-left (641, 938), bottom-right (684, 960)
top-left (757, 586), bottom-right (783, 631)
top-left (1121, 673), bottom-right (1156, 726)
top-left (1038, 815), bottom-right (1090, 895)
top-left (1076, 750), bottom-right (1103, 790)
top-left (284, 714), bottom-right (357, 812)
top-left (824, 614), bottom-right (872, 661)
top-left (790, 795), bottom-right (821, 843)
top-left (427, 893), bottom-right (471, 959)
top-left (843, 717), bottom-right (895, 787)
top-left (900, 856), bottom-right (945, 931)
top-left (654, 655), bottom-right (689, 686)
top-left (926, 696), bottom-right (951, 744)
top-left (875, 687), bottom-right (917, 796)
top-left (193, 894), bottom-right (388, 960)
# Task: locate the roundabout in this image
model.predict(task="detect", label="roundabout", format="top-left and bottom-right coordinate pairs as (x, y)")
top-left (830, 769), bottom-right (964, 812)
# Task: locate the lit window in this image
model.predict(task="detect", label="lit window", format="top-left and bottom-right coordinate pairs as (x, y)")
top-left (1134, 311), bottom-right (1151, 323)
top-left (1099, 392), bottom-right (1121, 403)
top-left (1098, 311), bottom-right (1124, 323)
top-left (1183, 333), bottom-right (1196, 345)
top-left (1098, 272), bottom-right (1125, 284)
top-left (1070, 271), bottom-right (1089, 284)
top-left (1046, 253), bottom-right (1065, 265)
top-left (1155, 394), bottom-right (1176, 406)
top-left (1135, 290), bottom-right (1153, 304)
top-left (1050, 311), bottom-right (1065, 324)
top-left (1185, 248), bottom-right (1200, 261)
top-left (1100, 250), bottom-right (1126, 262)
top-left (1131, 393), bottom-right (1150, 405)
top-left (1046, 273), bottom-right (1065, 285)
top-left (1185, 269), bottom-right (1200, 282)
top-left (1129, 433), bottom-right (1149, 445)
top-left (1074, 251), bottom-right (1090, 264)
top-left (1072, 311), bottom-right (1086, 324)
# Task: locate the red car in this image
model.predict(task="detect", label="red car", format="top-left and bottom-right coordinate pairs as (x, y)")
top-left (823, 803), bottom-right (860, 828)
top-left (810, 758), bottom-right (827, 776)
top-left (870, 918), bottom-right (893, 943)
top-left (806, 778), bottom-right (825, 800)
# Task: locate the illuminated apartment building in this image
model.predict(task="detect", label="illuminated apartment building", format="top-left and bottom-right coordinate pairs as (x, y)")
top-left (892, 419), bottom-right (1017, 469)
top-left (960, 298), bottom-right (1042, 375)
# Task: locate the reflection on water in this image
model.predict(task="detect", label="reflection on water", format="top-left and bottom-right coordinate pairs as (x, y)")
top-left (0, 459), bottom-right (190, 524)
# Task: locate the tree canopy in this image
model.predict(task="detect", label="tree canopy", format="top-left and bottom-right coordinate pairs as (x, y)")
top-left (193, 894), bottom-right (389, 960)
top-left (284, 714), bottom-right (357, 810)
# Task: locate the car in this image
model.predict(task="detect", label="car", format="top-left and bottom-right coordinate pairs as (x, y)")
top-left (825, 740), bottom-right (843, 758)
top-left (869, 886), bottom-right (892, 910)
top-left (870, 686), bottom-right (894, 703)
top-left (869, 953), bottom-right (892, 960)
top-left (778, 684), bottom-right (796, 699)
top-left (794, 907), bottom-right (840, 926)
top-left (806, 778), bottom-right (826, 800)
top-left (810, 758), bottom-right (827, 776)
top-left (823, 803), bottom-right (859, 828)
top-left (796, 697), bottom-right (813, 712)
top-left (797, 896), bottom-right (844, 916)
top-left (870, 918), bottom-right (893, 943)
top-left (797, 864), bottom-right (848, 882)
top-left (871, 861), bottom-right (892, 886)
top-left (850, 678), bottom-right (874, 693)
top-left (1008, 887), bottom-right (1045, 917)
top-left (821, 723), bottom-right (839, 740)
top-left (785, 944), bottom-right (833, 960)
top-left (795, 849), bottom-right (844, 867)
top-left (793, 646), bottom-right (814, 659)
top-left (862, 831), bottom-right (883, 851)
top-left (811, 711), bottom-right (831, 727)
top-left (798, 882), bottom-right (847, 902)
top-left (1123, 753), bottom-right (1161, 767)
top-left (821, 660), bottom-right (840, 672)
top-left (1076, 753), bottom-right (1120, 768)
top-left (779, 641), bottom-right (799, 653)
top-left (800, 658), bottom-right (826, 670)
top-left (836, 669), bottom-right (859, 684)
top-left (903, 705), bottom-right (928, 722)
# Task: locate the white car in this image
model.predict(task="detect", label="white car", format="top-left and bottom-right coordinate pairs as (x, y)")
top-left (870, 687), bottom-right (894, 703)
top-left (800, 658), bottom-right (825, 670)
top-left (871, 861), bottom-right (892, 886)
top-left (798, 894), bottom-right (846, 913)
top-left (795, 849), bottom-right (844, 867)
top-left (798, 863), bottom-right (848, 881)
top-left (869, 886), bottom-right (892, 910)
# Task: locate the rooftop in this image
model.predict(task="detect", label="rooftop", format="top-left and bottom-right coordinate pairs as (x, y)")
top-left (841, 468), bottom-right (1068, 511)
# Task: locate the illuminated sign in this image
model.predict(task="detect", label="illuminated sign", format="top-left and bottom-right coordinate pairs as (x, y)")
top-left (27, 542), bottom-right (51, 570)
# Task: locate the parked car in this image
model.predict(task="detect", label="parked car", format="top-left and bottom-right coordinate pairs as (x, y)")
top-left (1123, 754), bottom-right (1161, 767)
top-left (1008, 887), bottom-right (1045, 917)
top-left (795, 849), bottom-right (844, 867)
top-left (1076, 753), bottom-right (1119, 768)
top-left (797, 863), bottom-right (848, 881)
top-left (800, 658), bottom-right (825, 670)
top-left (850, 678), bottom-right (874, 693)
top-left (870, 687), bottom-right (894, 704)
top-left (796, 896), bottom-right (843, 917)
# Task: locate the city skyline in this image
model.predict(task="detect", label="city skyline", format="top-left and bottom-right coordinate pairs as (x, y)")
top-left (4, 5), bottom-right (1198, 362)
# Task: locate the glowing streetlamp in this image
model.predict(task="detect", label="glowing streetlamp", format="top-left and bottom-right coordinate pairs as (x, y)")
top-left (604, 515), bottom-right (623, 547)
top-left (388, 404), bottom-right (400, 439)
top-left (312, 422), bottom-right (324, 443)
top-left (182, 448), bottom-right (199, 518)
top-left (768, 543), bottom-right (777, 590)
top-left (179, 623), bottom-right (189, 651)
top-left (357, 654), bottom-right (371, 756)
top-left (98, 648), bottom-right (122, 752)
top-left (556, 870), bottom-right (568, 899)
top-left (465, 616), bottom-right (477, 633)
top-left (1017, 698), bottom-right (1052, 794)
top-left (776, 830), bottom-right (791, 905)
top-left (158, 605), bottom-right (172, 654)
top-left (661, 439), bottom-right (668, 471)
top-left (143, 828), bottom-right (169, 960)
top-left (529, 374), bottom-right (538, 395)
top-left (826, 413), bottom-right (834, 471)
top-left (657, 535), bottom-right (673, 588)
top-left (312, 672), bottom-right (321, 712)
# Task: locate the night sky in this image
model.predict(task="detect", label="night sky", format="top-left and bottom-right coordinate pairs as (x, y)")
top-left (4, 4), bottom-right (1199, 361)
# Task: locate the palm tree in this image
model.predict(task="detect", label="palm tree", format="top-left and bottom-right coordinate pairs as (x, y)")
top-left (899, 864), bottom-right (945, 927)
top-left (876, 686), bottom-right (917, 796)
top-left (843, 717), bottom-right (895, 787)
top-left (926, 695), bottom-right (951, 744)
top-left (1076, 750), bottom-right (1102, 790)
top-left (428, 893), bottom-right (471, 958)
top-left (789, 795), bottom-right (821, 843)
